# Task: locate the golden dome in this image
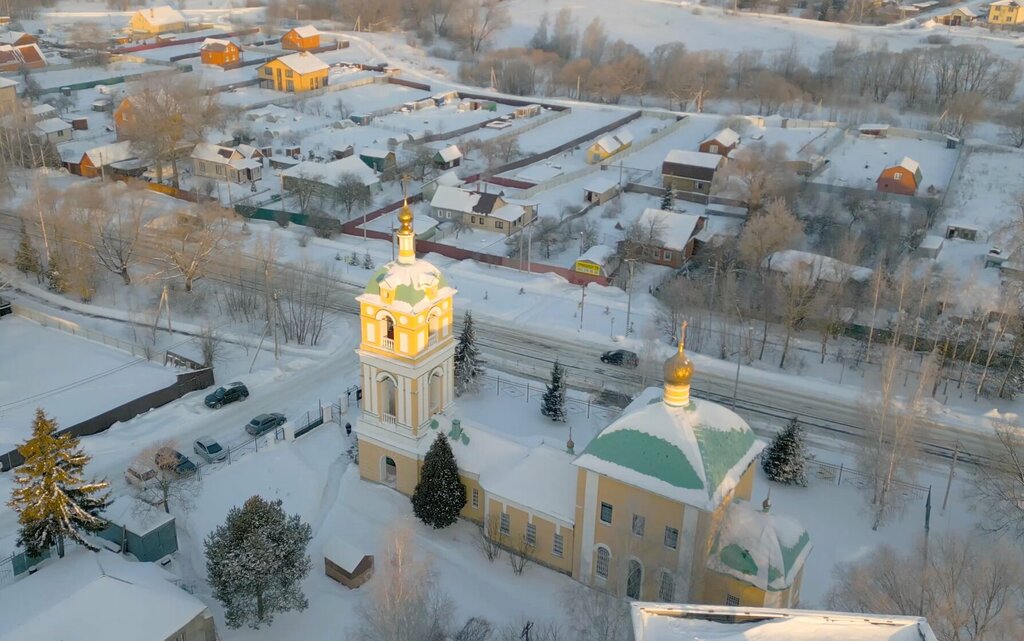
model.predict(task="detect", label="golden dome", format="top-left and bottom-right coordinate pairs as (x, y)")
top-left (664, 321), bottom-right (693, 387)
top-left (397, 199), bottom-right (414, 235)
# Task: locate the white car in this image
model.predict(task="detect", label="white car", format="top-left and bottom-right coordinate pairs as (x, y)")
top-left (125, 463), bottom-right (158, 488)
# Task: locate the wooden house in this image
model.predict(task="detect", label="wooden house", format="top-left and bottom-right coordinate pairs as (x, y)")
top-left (200, 38), bottom-right (240, 67)
top-left (0, 31), bottom-right (36, 46)
top-left (876, 156), bottom-right (921, 196)
top-left (358, 148), bottom-right (396, 172)
top-left (583, 176), bottom-right (619, 205)
top-left (323, 537), bottom-right (373, 589)
top-left (586, 130), bottom-right (633, 164)
top-left (631, 208), bottom-right (707, 268)
top-left (698, 128), bottom-right (740, 156)
top-left (62, 141), bottom-right (136, 177)
top-left (129, 6), bottom-right (186, 34)
top-left (191, 142), bottom-right (263, 183)
top-left (258, 52), bottom-right (329, 92)
top-left (33, 118), bottom-right (72, 144)
top-left (937, 6), bottom-right (978, 24)
top-left (433, 144), bottom-right (462, 170)
top-left (514, 104), bottom-right (542, 119)
top-left (0, 77), bottom-right (16, 114)
top-left (662, 150), bottom-right (725, 204)
top-left (0, 43), bottom-right (45, 72)
top-left (281, 25), bottom-right (321, 51)
top-left (987, 0), bottom-right (1024, 27)
top-left (429, 185), bottom-right (536, 235)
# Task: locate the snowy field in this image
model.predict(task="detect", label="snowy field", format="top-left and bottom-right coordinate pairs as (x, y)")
top-left (0, 316), bottom-right (178, 453)
top-left (21, 61), bottom-right (172, 92)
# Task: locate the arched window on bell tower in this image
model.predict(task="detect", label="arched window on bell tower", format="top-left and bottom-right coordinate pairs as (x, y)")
top-left (427, 307), bottom-right (442, 347)
top-left (428, 368), bottom-right (444, 416)
top-left (378, 373), bottom-right (398, 424)
top-left (375, 311), bottom-right (396, 352)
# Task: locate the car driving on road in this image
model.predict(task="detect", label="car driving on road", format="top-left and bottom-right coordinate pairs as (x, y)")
top-left (600, 349), bottom-right (639, 368)
top-left (204, 381), bottom-right (249, 409)
top-left (245, 413), bottom-right (287, 436)
top-left (193, 436), bottom-right (227, 463)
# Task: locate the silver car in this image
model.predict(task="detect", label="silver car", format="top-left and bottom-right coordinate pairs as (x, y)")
top-left (193, 436), bottom-right (227, 463)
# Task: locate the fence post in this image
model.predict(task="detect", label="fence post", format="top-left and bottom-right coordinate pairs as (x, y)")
top-left (526, 383), bottom-right (530, 403)
top-left (587, 399), bottom-right (591, 419)
top-left (496, 376), bottom-right (500, 396)
top-left (837, 463), bottom-right (843, 486)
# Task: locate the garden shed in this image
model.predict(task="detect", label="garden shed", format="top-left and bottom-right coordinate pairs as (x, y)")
top-left (97, 497), bottom-right (178, 562)
top-left (323, 536), bottom-right (373, 589)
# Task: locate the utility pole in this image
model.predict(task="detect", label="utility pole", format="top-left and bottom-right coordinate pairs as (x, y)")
top-left (941, 441), bottom-right (959, 511)
top-left (624, 260), bottom-right (635, 336)
top-left (918, 487), bottom-right (932, 617)
top-left (579, 283), bottom-right (586, 331)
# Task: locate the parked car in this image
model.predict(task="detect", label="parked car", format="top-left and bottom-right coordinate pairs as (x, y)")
top-left (125, 463), bottom-right (158, 488)
top-left (601, 349), bottom-right (639, 368)
top-left (154, 447), bottom-right (197, 477)
top-left (245, 413), bottom-right (287, 436)
top-left (204, 381), bottom-right (249, 409)
top-left (193, 436), bottom-right (227, 463)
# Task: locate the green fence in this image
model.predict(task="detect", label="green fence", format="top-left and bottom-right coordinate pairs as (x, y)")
top-left (236, 204), bottom-right (341, 234)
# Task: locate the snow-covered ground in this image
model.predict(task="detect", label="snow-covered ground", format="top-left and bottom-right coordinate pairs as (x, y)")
top-left (0, 316), bottom-right (178, 453)
top-left (813, 132), bottom-right (959, 192)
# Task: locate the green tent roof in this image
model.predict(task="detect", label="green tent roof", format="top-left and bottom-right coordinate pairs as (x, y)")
top-left (582, 429), bottom-right (704, 490)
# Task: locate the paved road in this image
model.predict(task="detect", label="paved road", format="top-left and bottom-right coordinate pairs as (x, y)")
top-left (0, 209), bottom-right (999, 466)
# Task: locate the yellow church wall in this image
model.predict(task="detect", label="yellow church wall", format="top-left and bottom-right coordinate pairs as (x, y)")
top-left (734, 464), bottom-right (755, 501)
top-left (702, 571), bottom-right (776, 608)
top-left (357, 438), bottom-right (420, 495)
top-left (460, 476), bottom-right (485, 523)
top-left (485, 498), bottom-right (574, 575)
top-left (359, 300), bottom-right (455, 361)
top-left (584, 473), bottom-right (691, 600)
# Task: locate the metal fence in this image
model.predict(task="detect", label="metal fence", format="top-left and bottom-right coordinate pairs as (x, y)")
top-left (11, 303), bottom-right (157, 362)
top-left (476, 373), bottom-right (623, 424)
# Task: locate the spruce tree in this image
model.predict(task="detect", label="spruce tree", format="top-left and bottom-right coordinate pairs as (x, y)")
top-left (8, 409), bottom-right (110, 558)
top-left (661, 190), bottom-right (673, 211)
top-left (761, 417), bottom-right (807, 486)
top-left (541, 359), bottom-right (567, 422)
top-left (205, 496), bottom-right (312, 629)
top-left (46, 253), bottom-right (67, 293)
top-left (15, 221), bottom-right (40, 276)
top-left (454, 311), bottom-right (484, 396)
top-left (411, 432), bottom-right (466, 529)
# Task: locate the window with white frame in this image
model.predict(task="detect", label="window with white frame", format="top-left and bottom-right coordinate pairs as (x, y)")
top-left (471, 488), bottom-right (479, 508)
top-left (632, 514), bottom-right (646, 537)
top-left (553, 533), bottom-right (564, 557)
top-left (500, 512), bottom-right (510, 536)
top-left (600, 502), bottom-right (613, 524)
top-left (526, 523), bottom-right (536, 546)
top-left (595, 546), bottom-right (610, 580)
top-left (659, 571), bottom-right (675, 602)
top-left (664, 526), bottom-right (679, 549)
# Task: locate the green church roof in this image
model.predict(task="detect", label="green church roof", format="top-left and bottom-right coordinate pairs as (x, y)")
top-left (582, 429), bottom-right (703, 490)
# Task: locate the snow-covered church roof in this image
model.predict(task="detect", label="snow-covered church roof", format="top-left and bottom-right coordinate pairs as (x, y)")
top-left (358, 258), bottom-right (454, 314)
top-left (706, 501), bottom-right (812, 592)
top-left (573, 387), bottom-right (763, 511)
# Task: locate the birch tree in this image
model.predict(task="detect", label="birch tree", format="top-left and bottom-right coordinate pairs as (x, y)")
top-left (157, 203), bottom-right (233, 293)
top-left (971, 418), bottom-right (1024, 540)
top-left (859, 347), bottom-right (938, 530)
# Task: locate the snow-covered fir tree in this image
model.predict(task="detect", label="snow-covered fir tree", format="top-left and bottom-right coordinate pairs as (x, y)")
top-left (541, 359), bottom-right (567, 422)
top-left (205, 495), bottom-right (312, 629)
top-left (761, 417), bottom-right (807, 486)
top-left (454, 311), bottom-right (484, 396)
top-left (661, 190), bottom-right (673, 211)
top-left (411, 432), bottom-right (466, 529)
top-left (15, 221), bottom-right (40, 277)
top-left (8, 409), bottom-right (109, 558)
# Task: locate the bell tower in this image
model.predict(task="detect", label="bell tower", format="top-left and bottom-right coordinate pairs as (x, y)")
top-left (355, 201), bottom-right (457, 449)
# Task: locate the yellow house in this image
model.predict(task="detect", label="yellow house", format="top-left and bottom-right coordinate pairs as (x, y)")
top-left (258, 51), bottom-right (329, 93)
top-left (0, 77), bottom-right (17, 114)
top-left (987, 0), bottom-right (1024, 26)
top-left (586, 130), bottom-right (634, 164)
top-left (129, 6), bottom-right (186, 34)
top-left (353, 215), bottom-right (811, 607)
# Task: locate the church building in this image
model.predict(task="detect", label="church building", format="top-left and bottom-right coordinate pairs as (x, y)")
top-left (354, 204), bottom-right (811, 606)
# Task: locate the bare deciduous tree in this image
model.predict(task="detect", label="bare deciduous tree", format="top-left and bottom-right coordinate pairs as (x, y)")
top-left (827, 534), bottom-right (1024, 641)
top-left (84, 185), bottom-right (148, 285)
top-left (971, 419), bottom-right (1024, 540)
top-left (353, 526), bottom-right (453, 641)
top-left (859, 347), bottom-right (938, 530)
top-left (129, 440), bottom-right (199, 514)
top-left (156, 203), bottom-right (233, 293)
top-left (477, 514), bottom-right (503, 562)
top-left (561, 583), bottom-right (631, 641)
top-left (276, 261), bottom-right (333, 346)
top-left (454, 0), bottom-right (510, 54)
top-left (334, 173), bottom-right (374, 219)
